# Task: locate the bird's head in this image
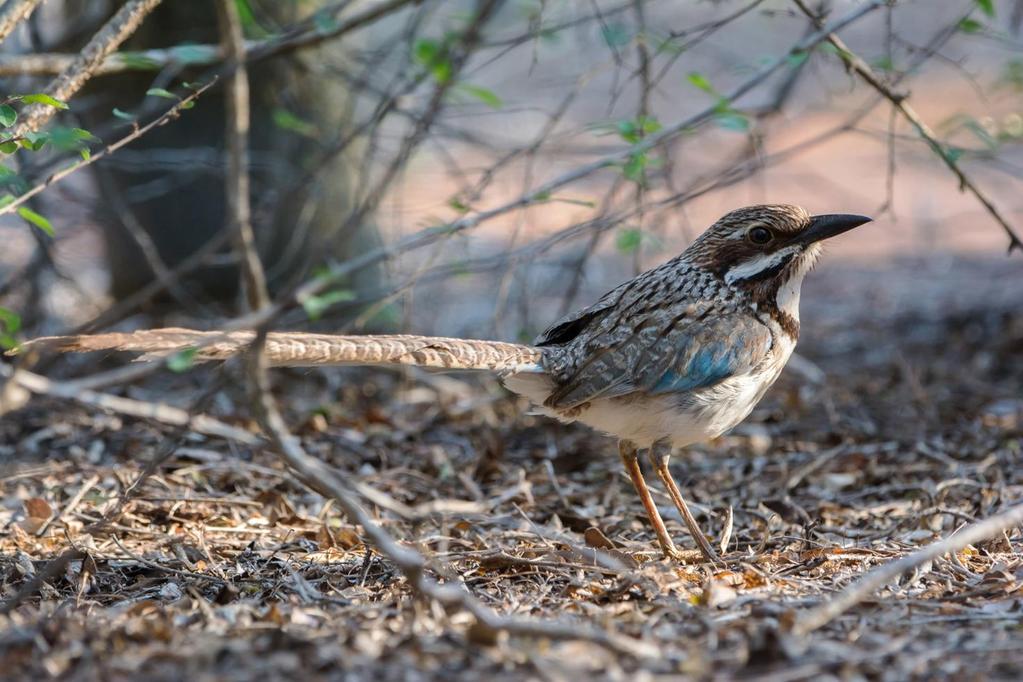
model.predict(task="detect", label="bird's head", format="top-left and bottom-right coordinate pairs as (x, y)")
top-left (685, 204), bottom-right (870, 332)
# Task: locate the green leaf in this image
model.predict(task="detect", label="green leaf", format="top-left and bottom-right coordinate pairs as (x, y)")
top-left (958, 17), bottom-right (983, 33)
top-left (715, 111), bottom-right (750, 132)
top-left (0, 306), bottom-right (20, 350)
top-left (0, 193), bottom-right (14, 209)
top-left (616, 228), bottom-right (642, 254)
top-left (412, 38), bottom-right (453, 84)
top-left (17, 206), bottom-right (54, 236)
top-left (167, 347), bottom-right (197, 373)
top-left (272, 108), bottom-right (318, 137)
top-left (0, 306), bottom-right (20, 333)
top-left (21, 93), bottom-right (68, 109)
top-left (117, 52), bottom-right (161, 70)
top-left (146, 88), bottom-right (177, 99)
top-left (169, 44), bottom-right (218, 66)
top-left (112, 107), bottom-right (135, 121)
top-left (20, 131), bottom-right (49, 151)
top-left (786, 51), bottom-right (809, 67)
top-left (48, 126), bottom-right (99, 151)
top-left (0, 105), bottom-right (16, 127)
top-left (616, 115), bottom-right (661, 143)
top-left (458, 84), bottom-right (503, 109)
top-left (0, 141), bottom-right (16, 154)
top-left (976, 0), bottom-right (995, 18)
top-left (302, 289), bottom-right (356, 320)
top-left (447, 196), bottom-right (470, 213)
top-left (687, 72), bottom-right (716, 94)
top-left (622, 153), bottom-right (647, 183)
top-left (413, 38), bottom-right (441, 65)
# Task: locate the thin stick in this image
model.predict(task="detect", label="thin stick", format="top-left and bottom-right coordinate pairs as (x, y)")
top-left (793, 503), bottom-right (1023, 635)
top-left (217, 0), bottom-right (269, 311)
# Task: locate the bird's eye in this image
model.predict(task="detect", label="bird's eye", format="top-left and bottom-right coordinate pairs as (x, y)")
top-left (747, 227), bottom-right (773, 245)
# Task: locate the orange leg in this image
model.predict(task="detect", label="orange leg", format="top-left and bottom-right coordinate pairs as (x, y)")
top-left (649, 450), bottom-right (721, 564)
top-left (618, 440), bottom-right (681, 560)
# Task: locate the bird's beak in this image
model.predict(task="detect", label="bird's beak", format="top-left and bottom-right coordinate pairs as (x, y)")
top-left (799, 214), bottom-right (872, 245)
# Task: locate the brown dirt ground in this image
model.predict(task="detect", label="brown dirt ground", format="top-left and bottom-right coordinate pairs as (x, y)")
top-left (2, 254), bottom-right (1022, 681)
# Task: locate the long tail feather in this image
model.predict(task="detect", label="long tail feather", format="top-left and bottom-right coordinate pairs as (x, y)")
top-left (14, 327), bottom-right (543, 372)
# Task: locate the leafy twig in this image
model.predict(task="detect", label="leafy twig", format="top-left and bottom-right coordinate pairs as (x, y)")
top-left (0, 80), bottom-right (216, 219)
top-left (5, 0), bottom-right (165, 143)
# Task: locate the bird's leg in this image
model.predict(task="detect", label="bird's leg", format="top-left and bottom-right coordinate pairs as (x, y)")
top-left (618, 440), bottom-right (681, 560)
top-left (649, 449), bottom-right (721, 564)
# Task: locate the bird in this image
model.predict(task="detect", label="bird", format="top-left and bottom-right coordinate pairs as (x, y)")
top-left (15, 204), bottom-right (870, 563)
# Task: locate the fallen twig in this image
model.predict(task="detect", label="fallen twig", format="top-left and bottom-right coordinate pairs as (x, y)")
top-left (793, 503), bottom-right (1023, 635)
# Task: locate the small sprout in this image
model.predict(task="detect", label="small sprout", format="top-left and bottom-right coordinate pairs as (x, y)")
top-left (457, 84), bottom-right (503, 109)
top-left (17, 206), bottom-right (54, 236)
top-left (302, 290), bottom-right (356, 320)
top-left (976, 0), bottom-right (995, 18)
top-left (146, 88), bottom-right (177, 99)
top-left (271, 108), bottom-right (319, 138)
top-left (687, 72), bottom-right (715, 94)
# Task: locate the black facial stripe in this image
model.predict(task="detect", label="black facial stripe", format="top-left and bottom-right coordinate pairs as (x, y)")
top-left (732, 251), bottom-right (796, 283)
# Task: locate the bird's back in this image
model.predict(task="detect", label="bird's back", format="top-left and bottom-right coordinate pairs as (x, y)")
top-left (503, 257), bottom-right (792, 448)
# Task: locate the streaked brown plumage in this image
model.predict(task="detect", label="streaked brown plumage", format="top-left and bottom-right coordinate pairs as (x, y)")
top-left (14, 204), bottom-right (871, 563)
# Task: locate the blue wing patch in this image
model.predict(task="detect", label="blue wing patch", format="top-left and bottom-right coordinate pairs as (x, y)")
top-left (651, 342), bottom-right (740, 394)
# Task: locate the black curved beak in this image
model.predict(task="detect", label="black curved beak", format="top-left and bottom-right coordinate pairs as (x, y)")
top-left (799, 213), bottom-right (872, 245)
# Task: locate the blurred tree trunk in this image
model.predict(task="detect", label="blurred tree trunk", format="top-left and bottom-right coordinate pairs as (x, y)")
top-left (61, 1), bottom-right (384, 315)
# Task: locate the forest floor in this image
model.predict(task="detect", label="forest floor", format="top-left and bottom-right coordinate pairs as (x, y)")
top-left (2, 255), bottom-right (1022, 681)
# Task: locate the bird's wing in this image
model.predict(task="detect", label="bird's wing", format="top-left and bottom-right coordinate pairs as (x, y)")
top-left (543, 308), bottom-right (773, 409)
top-left (533, 281), bottom-right (630, 347)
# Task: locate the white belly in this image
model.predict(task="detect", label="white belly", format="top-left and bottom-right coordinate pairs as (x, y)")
top-left (502, 360), bottom-right (787, 449)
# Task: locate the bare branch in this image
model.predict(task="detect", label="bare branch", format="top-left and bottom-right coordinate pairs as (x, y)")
top-left (0, 0), bottom-right (44, 46)
top-left (792, 0), bottom-right (1023, 254)
top-left (217, 0), bottom-right (269, 312)
top-left (276, 0), bottom-right (886, 310)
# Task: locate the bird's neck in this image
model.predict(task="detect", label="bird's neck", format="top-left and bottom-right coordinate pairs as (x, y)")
top-left (741, 271), bottom-right (806, 341)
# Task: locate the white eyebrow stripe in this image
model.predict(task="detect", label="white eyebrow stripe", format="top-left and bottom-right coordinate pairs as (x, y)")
top-left (724, 245), bottom-right (799, 284)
